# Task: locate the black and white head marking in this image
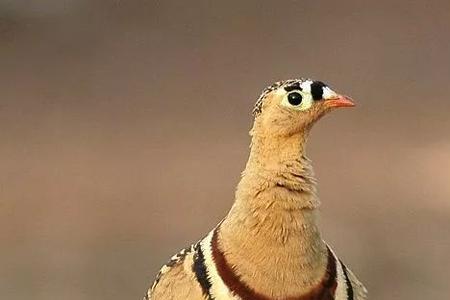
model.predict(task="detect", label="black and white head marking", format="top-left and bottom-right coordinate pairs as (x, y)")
top-left (252, 79), bottom-right (337, 116)
top-left (310, 81), bottom-right (327, 100)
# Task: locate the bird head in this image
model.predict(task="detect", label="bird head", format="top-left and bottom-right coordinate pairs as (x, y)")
top-left (252, 79), bottom-right (355, 137)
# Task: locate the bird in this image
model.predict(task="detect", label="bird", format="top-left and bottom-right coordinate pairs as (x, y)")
top-left (144, 78), bottom-right (368, 300)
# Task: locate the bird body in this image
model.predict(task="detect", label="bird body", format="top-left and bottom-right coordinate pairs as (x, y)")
top-left (145, 79), bottom-right (368, 300)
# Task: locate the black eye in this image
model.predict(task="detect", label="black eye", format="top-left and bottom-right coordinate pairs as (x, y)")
top-left (287, 92), bottom-right (302, 106)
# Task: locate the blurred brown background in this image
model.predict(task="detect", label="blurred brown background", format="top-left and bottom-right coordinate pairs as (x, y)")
top-left (1, 1), bottom-right (449, 299)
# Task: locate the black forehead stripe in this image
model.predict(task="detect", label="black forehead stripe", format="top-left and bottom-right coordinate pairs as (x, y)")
top-left (311, 81), bottom-right (327, 101)
top-left (284, 82), bottom-right (302, 92)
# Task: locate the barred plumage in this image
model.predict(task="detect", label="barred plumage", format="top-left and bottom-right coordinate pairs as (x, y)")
top-left (144, 79), bottom-right (367, 300)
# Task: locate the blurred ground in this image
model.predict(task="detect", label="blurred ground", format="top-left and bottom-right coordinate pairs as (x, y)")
top-left (1, 1), bottom-right (450, 299)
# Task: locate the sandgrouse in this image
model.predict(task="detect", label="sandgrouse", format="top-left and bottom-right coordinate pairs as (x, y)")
top-left (144, 79), bottom-right (368, 300)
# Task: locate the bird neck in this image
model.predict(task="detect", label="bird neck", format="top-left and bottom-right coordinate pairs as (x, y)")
top-left (241, 129), bottom-right (320, 209)
top-left (217, 130), bottom-right (327, 297)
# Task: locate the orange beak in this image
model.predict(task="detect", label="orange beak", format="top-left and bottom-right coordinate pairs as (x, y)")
top-left (325, 95), bottom-right (355, 108)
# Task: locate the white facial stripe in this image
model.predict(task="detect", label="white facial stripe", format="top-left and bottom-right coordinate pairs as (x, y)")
top-left (300, 80), bottom-right (313, 93)
top-left (322, 86), bottom-right (338, 100)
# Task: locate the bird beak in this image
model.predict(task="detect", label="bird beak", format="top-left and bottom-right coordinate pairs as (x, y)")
top-left (324, 95), bottom-right (355, 108)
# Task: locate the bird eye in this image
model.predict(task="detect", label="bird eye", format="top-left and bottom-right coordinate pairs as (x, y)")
top-left (281, 89), bottom-right (313, 111)
top-left (287, 92), bottom-right (302, 106)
